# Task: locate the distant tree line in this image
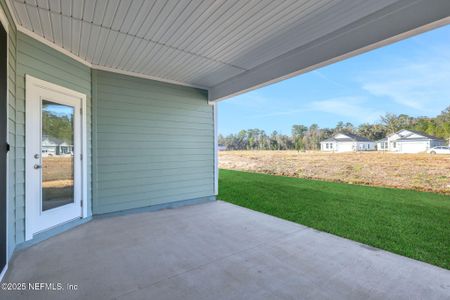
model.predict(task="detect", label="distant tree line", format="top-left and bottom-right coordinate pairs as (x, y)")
top-left (218, 106), bottom-right (450, 151)
top-left (42, 110), bottom-right (74, 143)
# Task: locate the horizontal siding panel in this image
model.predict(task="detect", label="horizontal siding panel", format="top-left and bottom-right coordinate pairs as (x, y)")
top-left (15, 147), bottom-right (24, 159)
top-left (16, 55), bottom-right (89, 91)
top-left (97, 91), bottom-right (212, 112)
top-left (15, 112), bottom-right (24, 126)
top-left (94, 191), bottom-right (213, 214)
top-left (97, 171), bottom-right (213, 187)
top-left (97, 125), bottom-right (213, 136)
top-left (17, 32), bottom-right (89, 73)
top-left (97, 154), bottom-right (212, 165)
top-left (97, 132), bottom-right (213, 142)
top-left (14, 193), bottom-right (24, 208)
top-left (8, 105), bottom-right (15, 120)
top-left (97, 166), bottom-right (214, 182)
top-left (16, 61), bottom-right (89, 94)
top-left (93, 70), bottom-right (214, 213)
top-left (97, 120), bottom-right (213, 130)
top-left (96, 81), bottom-right (207, 104)
top-left (15, 52), bottom-right (90, 86)
top-left (17, 39), bottom-right (89, 79)
top-left (97, 159), bottom-right (213, 173)
top-left (97, 111), bottom-right (212, 126)
top-left (97, 148), bottom-right (213, 158)
top-left (96, 117), bottom-right (212, 129)
top-left (96, 70), bottom-right (207, 97)
top-left (98, 177), bottom-right (214, 198)
top-left (97, 145), bottom-right (211, 151)
top-left (96, 107), bottom-right (212, 122)
top-left (97, 97), bottom-right (212, 116)
top-left (97, 185), bottom-right (213, 205)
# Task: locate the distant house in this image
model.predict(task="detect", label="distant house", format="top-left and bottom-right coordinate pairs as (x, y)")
top-left (376, 138), bottom-right (389, 151)
top-left (385, 129), bottom-right (446, 153)
top-left (218, 144), bottom-right (227, 151)
top-left (42, 135), bottom-right (74, 156)
top-left (320, 133), bottom-right (375, 152)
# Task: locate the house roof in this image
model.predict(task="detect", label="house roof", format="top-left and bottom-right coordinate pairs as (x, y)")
top-left (322, 133), bottom-right (372, 143)
top-left (390, 129), bottom-right (444, 141)
top-left (343, 133), bottom-right (372, 142)
top-left (6, 0), bottom-right (450, 101)
top-left (322, 137), bottom-right (345, 142)
top-left (376, 138), bottom-right (388, 142)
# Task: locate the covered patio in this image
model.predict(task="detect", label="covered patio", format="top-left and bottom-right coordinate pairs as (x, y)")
top-left (1, 0), bottom-right (450, 297)
top-left (4, 201), bottom-right (450, 299)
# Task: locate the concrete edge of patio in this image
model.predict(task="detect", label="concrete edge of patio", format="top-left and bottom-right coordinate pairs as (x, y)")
top-left (2, 200), bottom-right (450, 300)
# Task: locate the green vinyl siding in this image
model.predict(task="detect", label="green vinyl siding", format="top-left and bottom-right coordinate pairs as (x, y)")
top-left (2, 1), bottom-right (214, 255)
top-left (14, 32), bottom-right (92, 244)
top-left (92, 70), bottom-right (214, 214)
top-left (1, 0), bottom-right (17, 259)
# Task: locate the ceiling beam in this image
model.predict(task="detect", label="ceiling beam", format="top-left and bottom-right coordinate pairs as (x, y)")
top-left (209, 0), bottom-right (450, 101)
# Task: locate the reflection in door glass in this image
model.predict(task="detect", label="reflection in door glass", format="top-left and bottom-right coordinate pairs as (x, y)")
top-left (42, 100), bottom-right (74, 211)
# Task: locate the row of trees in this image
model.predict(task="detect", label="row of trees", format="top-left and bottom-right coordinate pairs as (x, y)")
top-left (218, 106), bottom-right (450, 151)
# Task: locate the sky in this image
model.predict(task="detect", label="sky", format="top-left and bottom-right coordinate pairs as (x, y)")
top-left (218, 25), bottom-right (450, 136)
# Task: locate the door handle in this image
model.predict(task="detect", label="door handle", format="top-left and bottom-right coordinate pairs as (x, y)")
top-left (34, 164), bottom-right (42, 169)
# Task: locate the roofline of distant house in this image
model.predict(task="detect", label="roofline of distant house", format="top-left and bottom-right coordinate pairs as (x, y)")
top-left (395, 138), bottom-right (446, 142)
top-left (323, 129), bottom-right (446, 144)
top-left (322, 132), bottom-right (373, 143)
top-left (387, 129), bottom-right (442, 140)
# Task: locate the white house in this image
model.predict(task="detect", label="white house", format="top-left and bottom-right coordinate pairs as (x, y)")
top-left (385, 129), bottom-right (446, 153)
top-left (218, 144), bottom-right (228, 151)
top-left (41, 135), bottom-right (74, 156)
top-left (376, 138), bottom-right (389, 151)
top-left (321, 133), bottom-right (375, 152)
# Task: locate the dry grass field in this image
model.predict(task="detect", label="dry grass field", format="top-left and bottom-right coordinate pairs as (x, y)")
top-left (43, 156), bottom-right (73, 181)
top-left (219, 151), bottom-right (450, 194)
top-left (42, 157), bottom-right (74, 207)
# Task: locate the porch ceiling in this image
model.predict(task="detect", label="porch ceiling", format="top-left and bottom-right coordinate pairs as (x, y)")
top-left (6, 0), bottom-right (450, 100)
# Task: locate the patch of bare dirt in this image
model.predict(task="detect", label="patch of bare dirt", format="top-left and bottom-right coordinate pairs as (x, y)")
top-left (219, 151), bottom-right (450, 194)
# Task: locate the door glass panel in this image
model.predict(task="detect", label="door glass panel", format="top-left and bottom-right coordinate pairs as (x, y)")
top-left (41, 100), bottom-right (74, 211)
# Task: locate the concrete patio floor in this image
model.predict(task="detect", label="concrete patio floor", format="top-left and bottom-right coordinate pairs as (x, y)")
top-left (2, 200), bottom-right (450, 300)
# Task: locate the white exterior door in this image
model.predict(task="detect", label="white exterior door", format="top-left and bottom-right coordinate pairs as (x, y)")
top-left (26, 76), bottom-right (85, 238)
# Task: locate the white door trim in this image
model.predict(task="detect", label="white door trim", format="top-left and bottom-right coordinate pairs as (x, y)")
top-left (212, 102), bottom-right (218, 196)
top-left (25, 75), bottom-right (88, 241)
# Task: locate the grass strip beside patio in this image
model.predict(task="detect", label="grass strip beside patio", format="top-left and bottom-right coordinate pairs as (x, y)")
top-left (218, 169), bottom-right (450, 270)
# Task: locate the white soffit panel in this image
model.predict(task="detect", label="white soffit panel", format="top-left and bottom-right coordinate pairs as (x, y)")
top-left (7, 0), bottom-right (450, 96)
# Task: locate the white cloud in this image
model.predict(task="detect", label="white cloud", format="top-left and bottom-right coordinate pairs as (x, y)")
top-left (252, 96), bottom-right (383, 123)
top-left (360, 48), bottom-right (450, 112)
top-left (312, 70), bottom-right (348, 89)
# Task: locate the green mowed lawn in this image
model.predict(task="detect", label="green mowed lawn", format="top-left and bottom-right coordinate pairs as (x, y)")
top-left (218, 169), bottom-right (450, 270)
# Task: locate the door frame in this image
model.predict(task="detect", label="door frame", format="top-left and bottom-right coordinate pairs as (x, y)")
top-left (0, 4), bottom-right (9, 282)
top-left (25, 75), bottom-right (88, 241)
